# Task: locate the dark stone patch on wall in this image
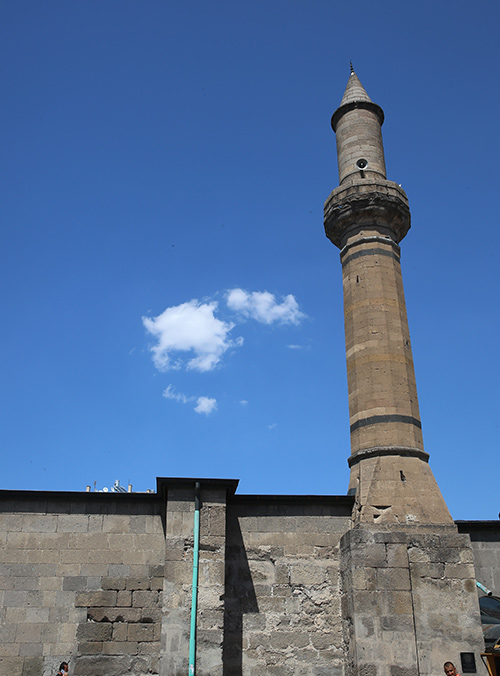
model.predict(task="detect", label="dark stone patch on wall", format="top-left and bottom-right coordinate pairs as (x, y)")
top-left (74, 572), bottom-right (162, 676)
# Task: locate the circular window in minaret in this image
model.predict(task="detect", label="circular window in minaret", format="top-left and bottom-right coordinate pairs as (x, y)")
top-left (356, 158), bottom-right (368, 169)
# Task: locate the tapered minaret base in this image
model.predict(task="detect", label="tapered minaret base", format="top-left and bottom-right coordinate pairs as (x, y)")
top-left (348, 452), bottom-right (455, 528)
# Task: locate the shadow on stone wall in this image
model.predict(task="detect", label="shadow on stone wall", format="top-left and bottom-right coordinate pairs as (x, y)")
top-left (223, 509), bottom-right (258, 676)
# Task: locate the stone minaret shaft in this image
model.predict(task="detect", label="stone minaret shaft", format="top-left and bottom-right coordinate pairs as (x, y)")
top-left (324, 70), bottom-right (453, 527)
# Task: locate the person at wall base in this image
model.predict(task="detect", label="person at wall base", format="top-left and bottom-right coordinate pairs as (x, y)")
top-left (444, 661), bottom-right (460, 676)
top-left (56, 662), bottom-right (69, 676)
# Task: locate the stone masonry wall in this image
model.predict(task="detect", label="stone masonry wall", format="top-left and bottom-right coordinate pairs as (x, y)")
top-left (0, 493), bottom-right (164, 676)
top-left (162, 484), bottom-right (228, 676)
top-left (224, 497), bottom-right (352, 676)
top-left (457, 522), bottom-right (500, 595)
top-left (2, 486), bottom-right (499, 676)
top-left (340, 528), bottom-right (485, 676)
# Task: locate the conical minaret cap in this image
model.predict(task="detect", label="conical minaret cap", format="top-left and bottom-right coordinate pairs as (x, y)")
top-left (331, 67), bottom-right (384, 131)
top-left (339, 70), bottom-right (373, 106)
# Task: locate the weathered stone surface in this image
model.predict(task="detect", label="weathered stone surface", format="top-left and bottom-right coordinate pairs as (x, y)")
top-left (127, 623), bottom-right (158, 642)
top-left (0, 479), bottom-right (497, 676)
top-left (76, 591), bottom-right (117, 607)
top-left (101, 577), bottom-right (127, 590)
top-left (341, 529), bottom-right (485, 676)
top-left (77, 622), bottom-right (112, 642)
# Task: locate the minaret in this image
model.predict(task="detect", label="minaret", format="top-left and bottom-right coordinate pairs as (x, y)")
top-left (326, 69), bottom-right (484, 676)
top-left (324, 67), bottom-right (453, 527)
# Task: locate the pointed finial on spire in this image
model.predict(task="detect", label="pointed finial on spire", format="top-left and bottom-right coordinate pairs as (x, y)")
top-left (350, 61), bottom-right (355, 75)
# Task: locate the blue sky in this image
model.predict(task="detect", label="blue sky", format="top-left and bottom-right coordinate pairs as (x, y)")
top-left (1, 1), bottom-right (498, 520)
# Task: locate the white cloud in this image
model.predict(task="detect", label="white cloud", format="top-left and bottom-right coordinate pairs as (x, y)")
top-left (194, 397), bottom-right (217, 415)
top-left (143, 299), bottom-right (242, 372)
top-left (162, 385), bottom-right (190, 404)
top-left (239, 400), bottom-right (248, 406)
top-left (162, 385), bottom-right (217, 415)
top-left (226, 289), bottom-right (306, 325)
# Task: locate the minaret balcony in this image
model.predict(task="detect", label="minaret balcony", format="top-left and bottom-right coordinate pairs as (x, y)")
top-left (324, 180), bottom-right (410, 249)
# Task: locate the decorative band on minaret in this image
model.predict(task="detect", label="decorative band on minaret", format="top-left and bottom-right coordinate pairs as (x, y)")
top-left (324, 69), bottom-right (453, 526)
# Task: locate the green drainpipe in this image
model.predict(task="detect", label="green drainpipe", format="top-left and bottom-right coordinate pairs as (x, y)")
top-left (188, 482), bottom-right (201, 676)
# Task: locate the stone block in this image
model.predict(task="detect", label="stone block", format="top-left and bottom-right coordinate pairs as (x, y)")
top-left (272, 584), bottom-right (292, 597)
top-left (25, 607), bottom-right (50, 623)
top-left (258, 596), bottom-right (287, 613)
top-left (4, 590), bottom-right (27, 607)
top-left (459, 548), bottom-right (475, 564)
top-left (197, 585), bottom-right (222, 608)
top-left (381, 614), bottom-right (414, 632)
top-left (75, 591), bottom-right (117, 607)
top-left (88, 515), bottom-right (103, 532)
top-left (57, 514), bottom-right (89, 532)
top-left (112, 623), bottom-right (128, 642)
top-left (149, 564), bottom-right (164, 577)
top-left (133, 590), bottom-right (159, 608)
top-left (130, 516), bottom-right (147, 534)
top-left (101, 515), bottom-right (131, 533)
top-left (56, 563), bottom-right (82, 578)
top-left (87, 576), bottom-right (102, 591)
top-left (386, 544), bottom-right (408, 568)
top-left (0, 657), bottom-right (22, 676)
top-left (0, 514), bottom-right (24, 530)
top-left (116, 590), bottom-right (132, 607)
top-left (107, 564), bottom-right (130, 577)
top-left (5, 608), bottom-right (26, 623)
top-left (377, 567), bottom-right (411, 591)
top-left (0, 575), bottom-right (15, 590)
top-left (80, 564), bottom-right (108, 577)
top-left (127, 623), bottom-right (159, 642)
top-left (77, 622), bottom-right (112, 642)
top-left (77, 641), bottom-right (104, 655)
top-left (0, 642), bottom-right (19, 658)
top-left (356, 544), bottom-right (387, 568)
top-left (18, 643), bottom-right (43, 657)
top-left (102, 641), bottom-right (138, 654)
top-left (41, 623), bottom-right (59, 642)
top-left (120, 548), bottom-right (150, 565)
top-left (137, 641), bottom-right (161, 655)
top-left (310, 630), bottom-right (338, 650)
top-left (87, 550), bottom-right (122, 565)
top-left (21, 657), bottom-right (43, 676)
top-left (275, 563), bottom-right (290, 584)
top-left (13, 577), bottom-right (38, 591)
top-left (62, 576), bottom-right (88, 591)
top-left (0, 624), bottom-right (17, 643)
top-left (16, 624), bottom-right (42, 643)
top-left (444, 563), bottom-right (475, 579)
top-left (208, 505), bottom-right (226, 537)
top-left (269, 630), bottom-right (310, 649)
top-left (59, 623), bottom-right (77, 643)
top-left (101, 577), bottom-right (127, 590)
top-left (73, 655), bottom-right (133, 676)
top-left (126, 577), bottom-right (150, 590)
top-left (410, 562), bottom-right (444, 579)
top-left (22, 515), bottom-right (57, 533)
top-left (385, 591), bottom-right (413, 615)
top-left (197, 609), bottom-right (224, 631)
